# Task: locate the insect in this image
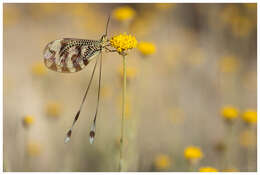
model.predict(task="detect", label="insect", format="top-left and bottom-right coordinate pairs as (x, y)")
top-left (43, 16), bottom-right (116, 144)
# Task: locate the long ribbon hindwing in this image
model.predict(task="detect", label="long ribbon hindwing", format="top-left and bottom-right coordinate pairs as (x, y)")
top-left (43, 38), bottom-right (101, 73)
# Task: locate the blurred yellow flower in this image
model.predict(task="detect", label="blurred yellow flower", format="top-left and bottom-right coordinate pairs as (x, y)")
top-left (241, 109), bottom-right (257, 125)
top-left (199, 166), bottom-right (218, 172)
top-left (112, 6), bottom-right (136, 22)
top-left (23, 115), bottom-right (35, 127)
top-left (231, 16), bottom-right (254, 38)
top-left (32, 61), bottom-right (47, 76)
top-left (46, 102), bottom-right (62, 117)
top-left (221, 106), bottom-right (239, 121)
top-left (27, 142), bottom-right (42, 157)
top-left (239, 129), bottom-right (256, 148)
top-left (138, 41), bottom-right (156, 56)
top-left (110, 33), bottom-right (138, 54)
top-left (119, 66), bottom-right (137, 80)
top-left (155, 3), bottom-right (176, 10)
top-left (220, 5), bottom-right (255, 38)
top-left (154, 154), bottom-right (171, 170)
top-left (219, 55), bottom-right (239, 73)
top-left (220, 5), bottom-right (240, 24)
top-left (222, 168), bottom-right (238, 172)
top-left (184, 146), bottom-right (203, 162)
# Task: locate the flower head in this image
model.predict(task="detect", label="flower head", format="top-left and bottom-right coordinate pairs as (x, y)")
top-left (138, 41), bottom-right (156, 56)
top-left (110, 33), bottom-right (138, 55)
top-left (154, 154), bottom-right (171, 170)
top-left (241, 109), bottom-right (257, 125)
top-left (32, 61), bottom-right (47, 76)
top-left (184, 146), bottom-right (203, 162)
top-left (199, 166), bottom-right (218, 172)
top-left (112, 6), bottom-right (136, 22)
top-left (23, 115), bottom-right (35, 127)
top-left (221, 106), bottom-right (239, 121)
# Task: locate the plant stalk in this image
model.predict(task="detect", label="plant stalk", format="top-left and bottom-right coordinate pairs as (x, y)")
top-left (119, 55), bottom-right (126, 172)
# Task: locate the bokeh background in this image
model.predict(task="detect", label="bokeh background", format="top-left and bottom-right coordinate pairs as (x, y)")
top-left (3, 3), bottom-right (257, 172)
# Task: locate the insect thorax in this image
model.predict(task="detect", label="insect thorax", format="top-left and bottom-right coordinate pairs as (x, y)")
top-left (60, 39), bottom-right (101, 55)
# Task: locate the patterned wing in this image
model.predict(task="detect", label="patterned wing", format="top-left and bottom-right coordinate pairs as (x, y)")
top-left (43, 38), bottom-right (100, 73)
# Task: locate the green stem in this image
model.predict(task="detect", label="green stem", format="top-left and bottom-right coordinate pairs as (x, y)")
top-left (119, 55), bottom-right (126, 172)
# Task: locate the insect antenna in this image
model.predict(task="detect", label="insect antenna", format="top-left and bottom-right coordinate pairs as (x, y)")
top-left (89, 52), bottom-right (103, 144)
top-left (105, 15), bottom-right (111, 36)
top-left (64, 58), bottom-right (98, 143)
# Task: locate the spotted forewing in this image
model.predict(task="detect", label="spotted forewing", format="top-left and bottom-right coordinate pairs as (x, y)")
top-left (43, 38), bottom-right (101, 73)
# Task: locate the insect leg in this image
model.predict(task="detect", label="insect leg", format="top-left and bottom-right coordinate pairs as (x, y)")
top-left (64, 57), bottom-right (99, 143)
top-left (104, 47), bottom-right (117, 53)
top-left (89, 52), bottom-right (103, 144)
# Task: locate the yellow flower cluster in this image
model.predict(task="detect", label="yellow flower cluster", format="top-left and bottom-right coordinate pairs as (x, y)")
top-left (23, 115), bottom-right (35, 127)
top-left (110, 33), bottom-right (138, 54)
top-left (199, 166), bottom-right (218, 172)
top-left (138, 41), bottom-right (156, 56)
top-left (219, 55), bottom-right (239, 73)
top-left (112, 6), bottom-right (136, 22)
top-left (242, 109), bottom-right (257, 124)
top-left (32, 61), bottom-right (47, 76)
top-left (221, 106), bottom-right (239, 121)
top-left (154, 154), bottom-right (171, 170)
top-left (184, 146), bottom-right (203, 161)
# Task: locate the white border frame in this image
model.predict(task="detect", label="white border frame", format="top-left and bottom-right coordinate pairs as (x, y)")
top-left (1, 0), bottom-right (258, 174)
